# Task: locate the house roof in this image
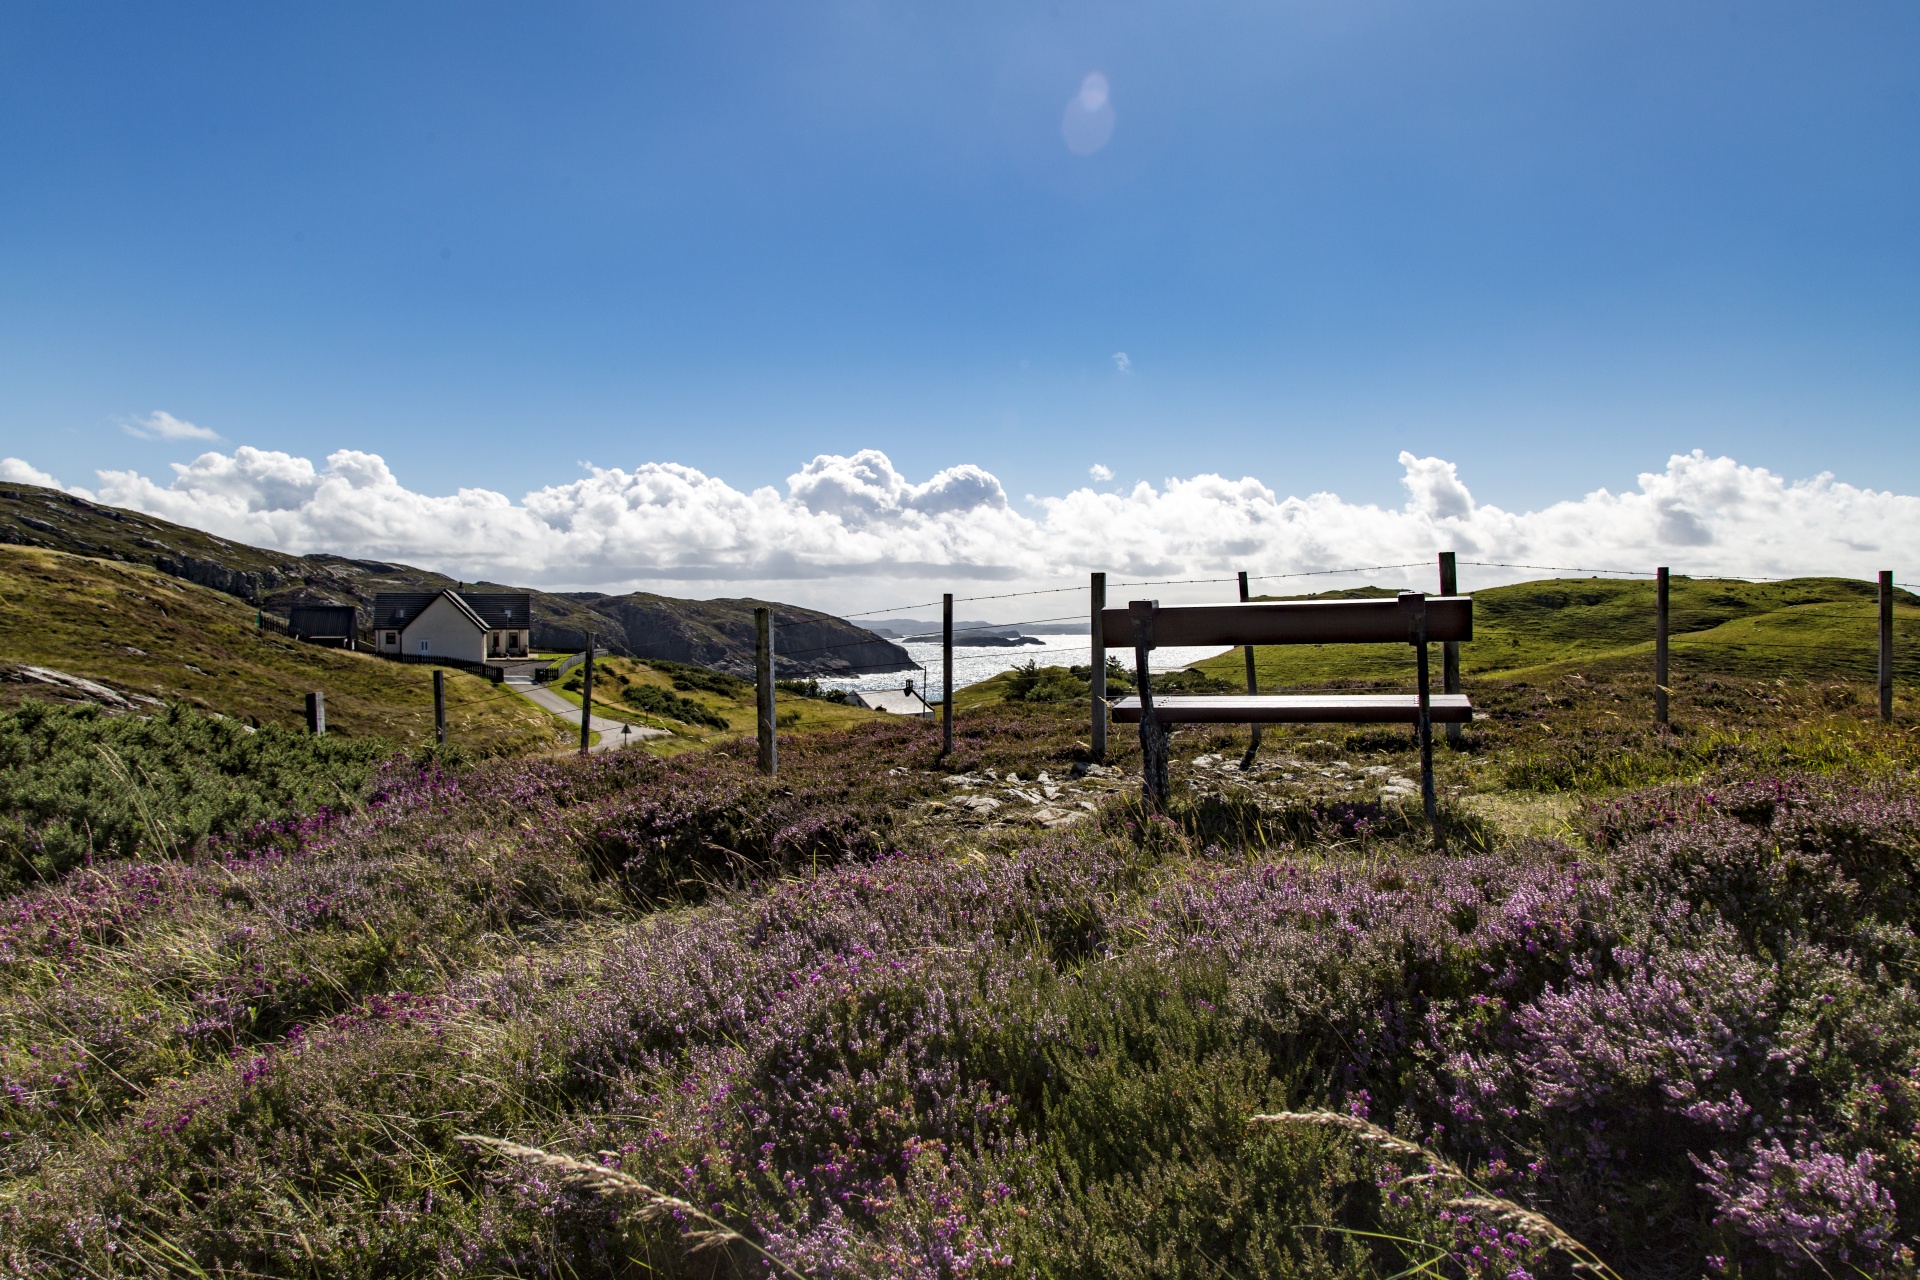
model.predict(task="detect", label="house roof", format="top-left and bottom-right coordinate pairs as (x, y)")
top-left (437, 591), bottom-right (490, 632)
top-left (458, 593), bottom-right (532, 629)
top-left (372, 592), bottom-right (438, 629)
top-left (373, 590), bottom-right (531, 631)
top-left (853, 689), bottom-right (934, 717)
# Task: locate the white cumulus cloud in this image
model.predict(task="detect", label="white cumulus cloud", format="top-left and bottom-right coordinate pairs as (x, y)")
top-left (2, 457), bottom-right (63, 488)
top-left (1089, 463), bottom-right (1114, 482)
top-left (122, 410), bottom-right (220, 442)
top-left (2, 443), bottom-right (1901, 617)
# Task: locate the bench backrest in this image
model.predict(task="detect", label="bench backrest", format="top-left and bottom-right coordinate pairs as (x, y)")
top-left (1099, 595), bottom-right (1473, 649)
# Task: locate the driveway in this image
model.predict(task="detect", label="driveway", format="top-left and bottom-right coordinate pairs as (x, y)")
top-left (504, 673), bottom-right (669, 753)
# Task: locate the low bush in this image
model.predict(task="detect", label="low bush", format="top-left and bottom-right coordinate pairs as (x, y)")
top-left (618, 682), bottom-right (729, 728)
top-left (648, 660), bottom-right (752, 700)
top-left (1070, 655), bottom-right (1135, 695)
top-left (1002, 656), bottom-right (1234, 704)
top-left (0, 700), bottom-right (391, 890)
top-left (1004, 660), bottom-right (1086, 703)
top-left (776, 676), bottom-right (850, 703)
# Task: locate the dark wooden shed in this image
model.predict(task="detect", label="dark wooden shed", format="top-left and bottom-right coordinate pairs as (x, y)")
top-left (287, 604), bottom-right (360, 648)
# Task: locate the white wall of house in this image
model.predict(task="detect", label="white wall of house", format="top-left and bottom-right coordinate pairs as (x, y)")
top-left (484, 629), bottom-right (530, 657)
top-left (400, 595), bottom-right (487, 664)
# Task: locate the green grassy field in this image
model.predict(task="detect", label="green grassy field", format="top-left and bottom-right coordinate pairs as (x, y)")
top-left (951, 577), bottom-right (1920, 706)
top-left (543, 654), bottom-right (888, 754)
top-left (1168, 575), bottom-right (1919, 688)
top-left (1182, 575), bottom-right (1920, 690)
top-left (951, 575), bottom-right (1920, 792)
top-left (0, 546), bottom-right (564, 755)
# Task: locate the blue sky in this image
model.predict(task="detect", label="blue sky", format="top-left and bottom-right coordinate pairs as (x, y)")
top-left (2, 1), bottom-right (1916, 537)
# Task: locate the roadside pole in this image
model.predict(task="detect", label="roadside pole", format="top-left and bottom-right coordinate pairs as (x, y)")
top-left (433, 669), bottom-right (446, 745)
top-left (304, 691), bottom-right (325, 736)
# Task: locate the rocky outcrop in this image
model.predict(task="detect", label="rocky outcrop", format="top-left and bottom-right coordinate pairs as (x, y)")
top-left (152, 555), bottom-right (285, 605)
top-left (0, 664), bottom-right (164, 713)
top-left (539, 594), bottom-right (913, 678)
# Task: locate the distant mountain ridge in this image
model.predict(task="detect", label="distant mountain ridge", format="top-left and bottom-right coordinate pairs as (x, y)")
top-left (0, 483), bottom-right (910, 678)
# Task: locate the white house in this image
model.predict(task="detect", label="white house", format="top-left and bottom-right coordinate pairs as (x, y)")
top-left (372, 590), bottom-right (533, 664)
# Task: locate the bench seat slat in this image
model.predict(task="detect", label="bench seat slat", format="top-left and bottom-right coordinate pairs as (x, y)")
top-left (1110, 693), bottom-right (1473, 724)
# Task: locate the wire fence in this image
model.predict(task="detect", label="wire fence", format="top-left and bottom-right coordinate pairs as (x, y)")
top-left (395, 556), bottom-right (1911, 754)
top-left (692, 559), bottom-right (1918, 685)
top-left (410, 558), bottom-right (1915, 702)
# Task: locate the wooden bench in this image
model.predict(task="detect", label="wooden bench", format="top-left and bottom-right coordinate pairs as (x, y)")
top-left (1102, 593), bottom-right (1474, 817)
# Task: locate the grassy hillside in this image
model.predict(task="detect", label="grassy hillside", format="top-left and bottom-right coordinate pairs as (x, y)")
top-left (0, 546), bottom-right (562, 755)
top-left (1175, 575), bottom-right (1920, 688)
top-left (1, 482), bottom-right (910, 676)
top-left (541, 655), bottom-right (887, 755)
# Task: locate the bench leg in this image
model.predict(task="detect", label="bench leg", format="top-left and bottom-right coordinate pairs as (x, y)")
top-left (1140, 714), bottom-right (1169, 809)
top-left (1240, 641), bottom-right (1262, 770)
top-left (1237, 574), bottom-right (1262, 770)
top-left (1132, 630), bottom-right (1169, 810)
top-left (1416, 640), bottom-right (1436, 821)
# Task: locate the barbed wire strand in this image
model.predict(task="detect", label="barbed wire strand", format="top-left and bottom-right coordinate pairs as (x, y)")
top-left (838, 561), bottom-right (1446, 618)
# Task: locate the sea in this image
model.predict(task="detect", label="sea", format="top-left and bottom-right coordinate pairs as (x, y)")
top-left (815, 633), bottom-right (1232, 696)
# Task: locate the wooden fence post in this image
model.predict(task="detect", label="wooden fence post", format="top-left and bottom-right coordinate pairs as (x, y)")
top-left (1881, 570), bottom-right (1895, 722)
top-left (304, 691), bottom-right (326, 736)
top-left (1400, 593), bottom-right (1437, 822)
top-left (939, 594), bottom-right (954, 756)
top-left (1090, 572), bottom-right (1107, 762)
top-left (579, 633), bottom-right (594, 755)
top-left (1238, 571), bottom-right (1263, 766)
top-left (756, 608), bottom-right (777, 775)
top-left (1438, 552), bottom-right (1462, 746)
top-left (433, 669), bottom-right (446, 745)
top-left (1655, 567), bottom-right (1670, 727)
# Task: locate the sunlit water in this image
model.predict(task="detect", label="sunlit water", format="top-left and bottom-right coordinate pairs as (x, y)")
top-left (815, 634), bottom-right (1232, 696)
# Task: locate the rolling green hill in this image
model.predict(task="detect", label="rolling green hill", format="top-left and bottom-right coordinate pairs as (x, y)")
top-left (0, 545), bottom-right (563, 754)
top-left (949, 575), bottom-right (1918, 712)
top-left (0, 482), bottom-right (909, 677)
top-left (1188, 575), bottom-right (1920, 688)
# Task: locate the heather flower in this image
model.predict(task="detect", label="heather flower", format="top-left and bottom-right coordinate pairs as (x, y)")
top-left (1696, 1137), bottom-right (1903, 1268)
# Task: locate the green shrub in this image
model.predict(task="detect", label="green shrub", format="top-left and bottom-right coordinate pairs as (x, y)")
top-left (1005, 661), bottom-right (1087, 703)
top-left (1152, 667), bottom-right (1239, 694)
top-left (619, 682), bottom-right (729, 729)
top-left (645, 660), bottom-right (752, 700)
top-left (0, 700), bottom-right (391, 889)
top-left (775, 677), bottom-right (850, 703)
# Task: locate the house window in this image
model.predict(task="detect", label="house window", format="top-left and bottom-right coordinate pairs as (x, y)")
top-left (419, 639), bottom-right (430, 654)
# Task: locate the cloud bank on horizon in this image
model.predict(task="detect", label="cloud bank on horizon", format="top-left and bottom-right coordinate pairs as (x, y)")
top-left (3, 446), bottom-right (1912, 614)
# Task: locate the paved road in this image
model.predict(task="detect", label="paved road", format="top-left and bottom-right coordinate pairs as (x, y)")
top-left (505, 676), bottom-right (669, 753)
